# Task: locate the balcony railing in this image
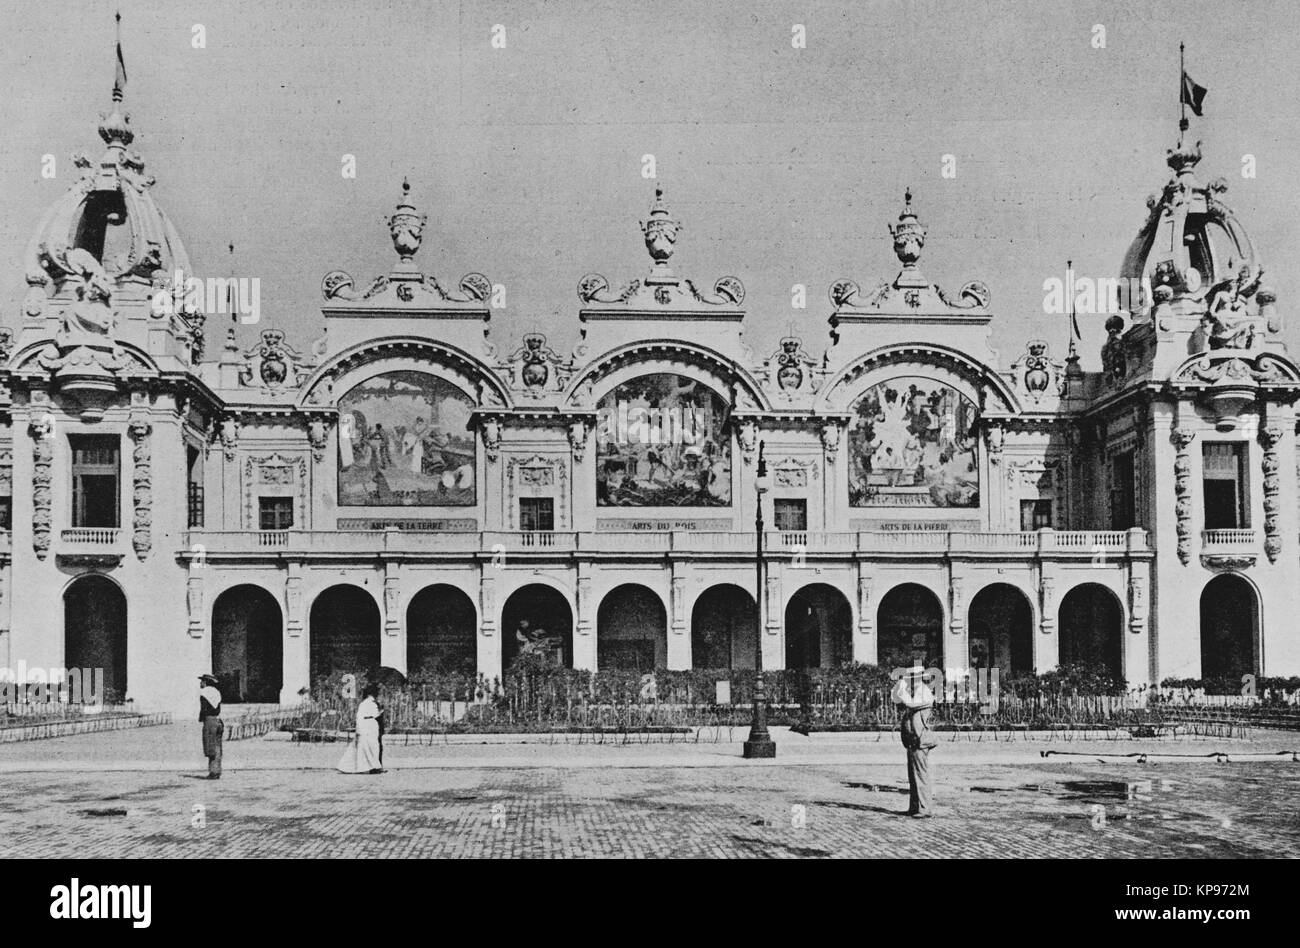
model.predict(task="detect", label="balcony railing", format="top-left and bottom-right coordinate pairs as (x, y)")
top-left (183, 528), bottom-right (1150, 558)
top-left (1202, 529), bottom-right (1256, 547)
top-left (61, 528), bottom-right (121, 545)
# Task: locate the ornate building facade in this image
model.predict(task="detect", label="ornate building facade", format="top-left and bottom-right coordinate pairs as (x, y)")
top-left (4, 70), bottom-right (1298, 712)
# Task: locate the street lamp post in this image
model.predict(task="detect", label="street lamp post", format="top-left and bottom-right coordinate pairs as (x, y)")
top-left (743, 440), bottom-right (776, 759)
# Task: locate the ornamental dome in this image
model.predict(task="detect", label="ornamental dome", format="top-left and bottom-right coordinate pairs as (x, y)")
top-left (23, 83), bottom-right (191, 310)
top-left (1118, 138), bottom-right (1260, 316)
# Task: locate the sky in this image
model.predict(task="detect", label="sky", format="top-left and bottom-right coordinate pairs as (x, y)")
top-left (3, 0), bottom-right (1298, 371)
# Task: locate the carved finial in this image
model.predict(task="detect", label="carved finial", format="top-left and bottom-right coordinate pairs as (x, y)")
top-left (387, 178), bottom-right (427, 269)
top-left (640, 184), bottom-right (681, 277)
top-left (888, 187), bottom-right (926, 274)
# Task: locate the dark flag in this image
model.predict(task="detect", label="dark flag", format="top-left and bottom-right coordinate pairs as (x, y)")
top-left (1181, 71), bottom-right (1207, 116)
top-left (113, 13), bottom-right (127, 97)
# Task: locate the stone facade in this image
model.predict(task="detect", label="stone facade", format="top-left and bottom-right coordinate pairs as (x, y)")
top-left (3, 69), bottom-right (1298, 714)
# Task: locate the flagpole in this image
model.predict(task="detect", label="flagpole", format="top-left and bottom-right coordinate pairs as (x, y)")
top-left (113, 11), bottom-right (125, 104)
top-left (1179, 42), bottom-right (1187, 141)
top-left (1067, 258), bottom-right (1079, 360)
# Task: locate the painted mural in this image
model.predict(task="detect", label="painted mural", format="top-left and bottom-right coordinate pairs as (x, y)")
top-left (848, 377), bottom-right (979, 507)
top-left (596, 373), bottom-right (731, 507)
top-left (338, 371), bottom-right (476, 506)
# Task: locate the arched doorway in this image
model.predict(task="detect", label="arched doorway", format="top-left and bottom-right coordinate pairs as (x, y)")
top-left (309, 585), bottom-right (381, 684)
top-left (597, 584), bottom-right (667, 671)
top-left (878, 584), bottom-right (943, 670)
top-left (64, 575), bottom-right (127, 703)
top-left (785, 584), bottom-right (852, 669)
top-left (1200, 574), bottom-right (1259, 683)
top-left (1058, 583), bottom-right (1123, 681)
top-left (212, 585), bottom-right (283, 703)
top-left (501, 584), bottom-right (573, 669)
top-left (967, 583), bottom-right (1033, 675)
top-left (407, 584), bottom-right (477, 677)
top-left (691, 584), bottom-right (757, 669)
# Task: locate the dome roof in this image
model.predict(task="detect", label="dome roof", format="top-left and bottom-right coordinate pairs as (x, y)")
top-left (1119, 138), bottom-right (1259, 315)
top-left (24, 90), bottom-right (191, 301)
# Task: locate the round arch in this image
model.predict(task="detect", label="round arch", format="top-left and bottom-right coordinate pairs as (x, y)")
top-left (1058, 583), bottom-right (1124, 682)
top-left (309, 584), bottom-right (382, 685)
top-left (212, 584), bottom-right (283, 703)
top-left (407, 584), bottom-right (478, 677)
top-left (64, 574), bottom-right (127, 703)
top-left (501, 584), bottom-right (574, 669)
top-left (817, 342), bottom-right (1021, 415)
top-left (877, 583), bottom-right (944, 670)
top-left (596, 584), bottom-right (668, 671)
top-left (691, 584), bottom-right (757, 670)
top-left (564, 339), bottom-right (770, 412)
top-left (784, 583), bottom-right (853, 670)
top-left (967, 583), bottom-right (1033, 675)
top-left (1200, 573), bottom-right (1260, 683)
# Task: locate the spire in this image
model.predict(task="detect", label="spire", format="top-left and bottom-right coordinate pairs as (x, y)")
top-left (1066, 258), bottom-right (1081, 368)
top-left (99, 12), bottom-right (132, 150)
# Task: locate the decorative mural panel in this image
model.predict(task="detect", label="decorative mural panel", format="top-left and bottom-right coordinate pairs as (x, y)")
top-left (848, 377), bottom-right (979, 508)
top-left (337, 371), bottom-right (475, 506)
top-left (595, 373), bottom-right (731, 507)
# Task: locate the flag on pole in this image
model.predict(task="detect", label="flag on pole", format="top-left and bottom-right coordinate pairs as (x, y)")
top-left (1181, 71), bottom-right (1207, 116)
top-left (113, 12), bottom-right (127, 97)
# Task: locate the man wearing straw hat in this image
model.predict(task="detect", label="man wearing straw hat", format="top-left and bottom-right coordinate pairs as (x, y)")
top-left (197, 674), bottom-right (224, 780)
top-left (891, 665), bottom-right (938, 818)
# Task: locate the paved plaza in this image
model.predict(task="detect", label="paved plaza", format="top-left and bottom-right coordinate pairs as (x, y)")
top-left (0, 725), bottom-right (1297, 858)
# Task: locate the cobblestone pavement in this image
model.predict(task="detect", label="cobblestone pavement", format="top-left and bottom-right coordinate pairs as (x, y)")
top-left (1, 726), bottom-right (1297, 857)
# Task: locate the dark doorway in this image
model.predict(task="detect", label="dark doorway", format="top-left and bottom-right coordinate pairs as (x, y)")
top-left (501, 585), bottom-right (573, 669)
top-left (1058, 584), bottom-right (1124, 681)
top-left (212, 585), bottom-right (283, 703)
top-left (64, 575), bottom-right (127, 702)
top-left (309, 585), bottom-right (381, 684)
top-left (967, 583), bottom-right (1033, 675)
top-left (877, 584), bottom-right (943, 670)
top-left (785, 584), bottom-right (852, 669)
top-left (1200, 574), bottom-right (1259, 683)
top-left (597, 584), bottom-right (667, 671)
top-left (691, 584), bottom-right (758, 670)
top-left (407, 584), bottom-right (477, 677)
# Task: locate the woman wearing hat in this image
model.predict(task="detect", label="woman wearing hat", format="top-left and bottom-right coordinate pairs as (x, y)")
top-left (197, 674), bottom-right (223, 779)
top-left (337, 682), bottom-right (385, 775)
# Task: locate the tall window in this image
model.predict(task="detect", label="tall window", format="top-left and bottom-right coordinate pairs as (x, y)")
top-left (1203, 443), bottom-right (1249, 529)
top-left (1109, 450), bottom-right (1136, 530)
top-left (259, 497), bottom-right (294, 531)
top-left (774, 499), bottom-right (807, 532)
top-left (519, 497), bottom-right (554, 532)
top-left (70, 435), bottom-right (120, 528)
top-left (1020, 499), bottom-right (1052, 530)
top-left (186, 444), bottom-right (204, 528)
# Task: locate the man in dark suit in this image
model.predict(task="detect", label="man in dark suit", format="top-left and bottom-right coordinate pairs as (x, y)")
top-left (198, 674), bottom-right (223, 779)
top-left (892, 666), bottom-right (937, 817)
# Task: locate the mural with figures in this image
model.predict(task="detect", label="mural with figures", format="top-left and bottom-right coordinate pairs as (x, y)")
top-left (596, 373), bottom-right (731, 506)
top-left (848, 377), bottom-right (979, 507)
top-left (338, 371), bottom-right (476, 506)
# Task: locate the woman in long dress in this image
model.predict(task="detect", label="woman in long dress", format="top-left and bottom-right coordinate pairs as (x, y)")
top-left (337, 683), bottom-right (384, 774)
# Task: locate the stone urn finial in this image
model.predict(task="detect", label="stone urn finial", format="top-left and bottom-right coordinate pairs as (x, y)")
top-left (387, 178), bottom-right (427, 270)
top-left (889, 187), bottom-right (927, 272)
top-left (640, 184), bottom-right (681, 277)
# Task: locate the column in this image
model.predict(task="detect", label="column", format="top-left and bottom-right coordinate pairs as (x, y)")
top-left (572, 562), bottom-right (595, 670)
top-left (281, 561), bottom-right (309, 702)
top-left (478, 567), bottom-right (501, 682)
top-left (667, 561), bottom-right (690, 669)
top-left (854, 566), bottom-right (877, 665)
